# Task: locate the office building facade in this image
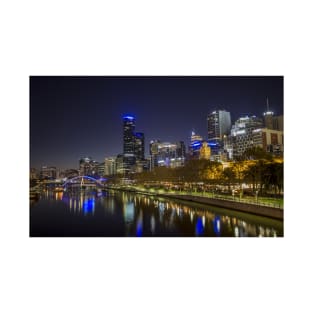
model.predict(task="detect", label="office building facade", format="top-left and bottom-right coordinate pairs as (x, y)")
top-left (252, 128), bottom-right (284, 157)
top-left (134, 132), bottom-right (145, 161)
top-left (207, 110), bottom-right (231, 157)
top-left (104, 157), bottom-right (117, 176)
top-left (188, 130), bottom-right (203, 159)
top-left (207, 110), bottom-right (231, 142)
top-left (40, 166), bottom-right (57, 180)
top-left (150, 140), bottom-right (185, 168)
top-left (263, 98), bottom-right (283, 131)
top-left (121, 115), bottom-right (145, 173)
top-left (231, 116), bottom-right (264, 159)
top-left (123, 115), bottom-right (136, 155)
top-left (79, 157), bottom-right (99, 177)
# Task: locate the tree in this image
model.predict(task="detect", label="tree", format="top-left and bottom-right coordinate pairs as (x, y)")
top-left (222, 167), bottom-right (236, 191)
top-left (232, 161), bottom-right (245, 188)
top-left (203, 161), bottom-right (223, 183)
top-left (243, 162), bottom-right (261, 192)
top-left (275, 162), bottom-right (284, 194)
top-left (261, 162), bottom-right (284, 194)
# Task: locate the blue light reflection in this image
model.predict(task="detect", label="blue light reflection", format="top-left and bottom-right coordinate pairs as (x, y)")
top-left (83, 198), bottom-right (95, 214)
top-left (136, 212), bottom-right (143, 237)
top-left (213, 216), bottom-right (221, 236)
top-left (195, 217), bottom-right (204, 236)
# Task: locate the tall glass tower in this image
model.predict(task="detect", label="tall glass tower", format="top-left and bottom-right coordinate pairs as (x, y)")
top-left (207, 109), bottom-right (231, 156)
top-left (122, 115), bottom-right (137, 173)
top-left (123, 115), bottom-right (135, 154)
top-left (207, 110), bottom-right (231, 142)
top-left (134, 132), bottom-right (145, 161)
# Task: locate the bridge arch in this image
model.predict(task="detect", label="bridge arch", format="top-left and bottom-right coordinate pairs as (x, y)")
top-left (62, 176), bottom-right (105, 187)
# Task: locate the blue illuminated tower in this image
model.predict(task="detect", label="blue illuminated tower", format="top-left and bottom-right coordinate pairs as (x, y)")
top-left (123, 115), bottom-right (135, 155)
top-left (122, 115), bottom-right (137, 173)
top-left (121, 115), bottom-right (146, 173)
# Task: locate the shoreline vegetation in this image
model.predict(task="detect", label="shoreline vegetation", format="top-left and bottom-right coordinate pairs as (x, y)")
top-left (104, 185), bottom-right (283, 220)
top-left (104, 149), bottom-right (284, 220)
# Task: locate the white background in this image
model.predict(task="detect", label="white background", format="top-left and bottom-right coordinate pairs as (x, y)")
top-left (1, 0), bottom-right (312, 312)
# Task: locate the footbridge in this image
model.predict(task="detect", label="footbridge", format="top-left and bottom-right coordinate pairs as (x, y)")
top-left (62, 176), bottom-right (107, 188)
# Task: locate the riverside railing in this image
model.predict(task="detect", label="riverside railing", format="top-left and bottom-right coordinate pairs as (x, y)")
top-left (107, 185), bottom-right (283, 209)
top-left (161, 191), bottom-right (282, 209)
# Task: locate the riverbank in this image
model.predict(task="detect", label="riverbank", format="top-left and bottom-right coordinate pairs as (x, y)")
top-left (104, 185), bottom-right (283, 220)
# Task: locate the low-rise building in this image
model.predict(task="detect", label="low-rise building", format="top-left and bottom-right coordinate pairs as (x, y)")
top-left (252, 128), bottom-right (284, 157)
top-left (79, 157), bottom-right (99, 177)
top-left (40, 166), bottom-right (57, 179)
top-left (150, 140), bottom-right (185, 169)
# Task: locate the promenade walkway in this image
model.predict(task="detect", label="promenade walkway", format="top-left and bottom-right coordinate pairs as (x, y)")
top-left (105, 185), bottom-right (284, 220)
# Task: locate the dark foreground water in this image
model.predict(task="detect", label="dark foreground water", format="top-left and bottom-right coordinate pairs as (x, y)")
top-left (30, 189), bottom-right (283, 237)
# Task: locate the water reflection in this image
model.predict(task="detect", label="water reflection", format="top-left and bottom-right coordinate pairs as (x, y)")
top-left (83, 198), bottom-right (95, 215)
top-left (213, 216), bottom-right (221, 236)
top-left (136, 211), bottom-right (143, 237)
top-left (151, 215), bottom-right (156, 234)
top-left (61, 189), bottom-right (97, 215)
top-left (195, 217), bottom-right (204, 236)
top-left (55, 191), bottom-right (63, 201)
top-left (124, 201), bottom-right (135, 223)
top-left (30, 189), bottom-right (283, 237)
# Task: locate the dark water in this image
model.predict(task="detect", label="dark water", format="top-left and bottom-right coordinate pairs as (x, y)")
top-left (30, 189), bottom-right (283, 237)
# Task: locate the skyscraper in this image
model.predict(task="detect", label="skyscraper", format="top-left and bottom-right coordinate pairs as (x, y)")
top-left (207, 110), bottom-right (231, 142)
top-left (207, 110), bottom-right (231, 157)
top-left (230, 115), bottom-right (263, 159)
top-left (104, 157), bottom-right (117, 176)
top-left (122, 115), bottom-right (136, 172)
top-left (263, 97), bottom-right (274, 129)
top-left (263, 98), bottom-right (284, 131)
top-left (123, 115), bottom-right (135, 155)
top-left (176, 141), bottom-right (186, 160)
top-left (134, 132), bottom-right (145, 161)
top-left (122, 115), bottom-right (146, 174)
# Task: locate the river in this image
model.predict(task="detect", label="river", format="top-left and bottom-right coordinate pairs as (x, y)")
top-left (30, 189), bottom-right (283, 237)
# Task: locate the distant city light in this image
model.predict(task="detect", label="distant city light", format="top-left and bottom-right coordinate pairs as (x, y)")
top-left (123, 115), bottom-right (135, 120)
top-left (192, 142), bottom-right (202, 147)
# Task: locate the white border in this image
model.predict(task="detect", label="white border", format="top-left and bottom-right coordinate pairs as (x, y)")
top-left (1, 1), bottom-right (312, 313)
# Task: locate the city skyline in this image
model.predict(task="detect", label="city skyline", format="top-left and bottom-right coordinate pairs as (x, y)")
top-left (30, 76), bottom-right (283, 169)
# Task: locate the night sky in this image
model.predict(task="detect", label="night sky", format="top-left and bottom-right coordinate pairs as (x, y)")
top-left (30, 76), bottom-right (283, 169)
